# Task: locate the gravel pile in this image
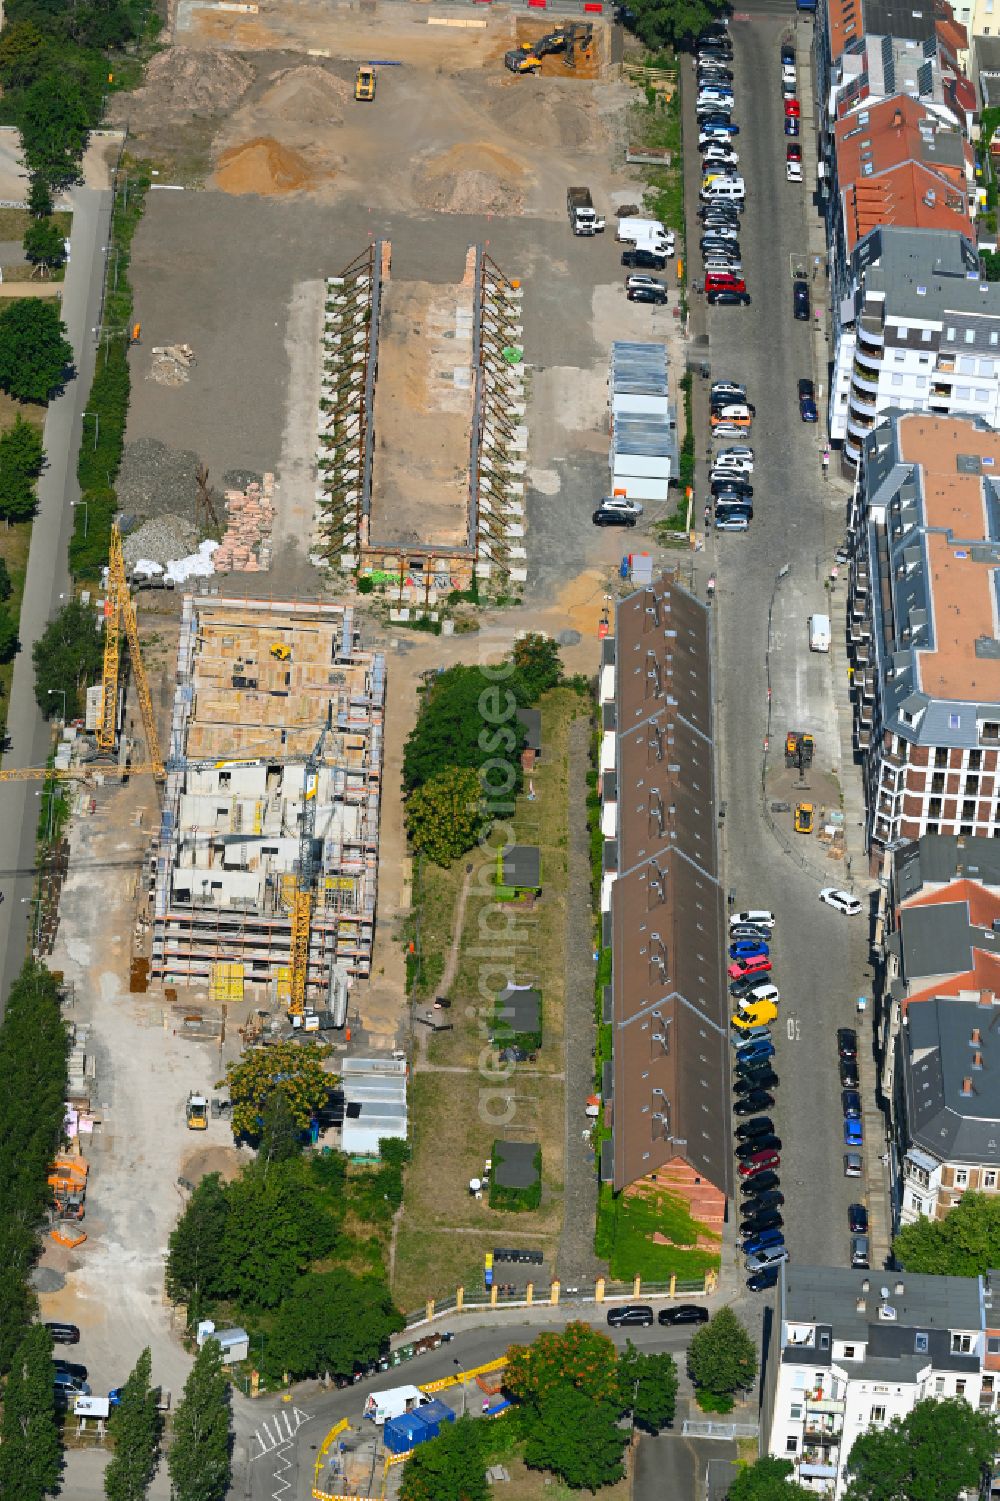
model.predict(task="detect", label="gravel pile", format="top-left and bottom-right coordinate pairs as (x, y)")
top-left (118, 438), bottom-right (202, 522)
top-left (122, 514), bottom-right (198, 567)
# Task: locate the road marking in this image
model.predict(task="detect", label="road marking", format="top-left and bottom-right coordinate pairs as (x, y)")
top-left (786, 1016), bottom-right (801, 1040)
top-left (251, 1406), bottom-right (312, 1462)
top-left (271, 1445), bottom-right (294, 1501)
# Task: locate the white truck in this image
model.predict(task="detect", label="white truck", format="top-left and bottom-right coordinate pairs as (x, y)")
top-left (364, 1385), bottom-right (430, 1425)
top-left (567, 186), bottom-right (605, 235)
top-left (615, 216), bottom-right (675, 255)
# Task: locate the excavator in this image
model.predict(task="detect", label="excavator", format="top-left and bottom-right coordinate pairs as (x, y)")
top-left (504, 22), bottom-right (594, 75)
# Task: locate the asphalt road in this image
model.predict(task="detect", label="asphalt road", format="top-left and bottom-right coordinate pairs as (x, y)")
top-left (0, 185), bottom-right (111, 1007)
top-left (685, 9), bottom-right (871, 1277)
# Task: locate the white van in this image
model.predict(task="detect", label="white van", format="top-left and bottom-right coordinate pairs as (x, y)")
top-left (808, 613), bottom-right (831, 653)
top-left (700, 177), bottom-right (745, 202)
top-left (616, 217), bottom-right (674, 251)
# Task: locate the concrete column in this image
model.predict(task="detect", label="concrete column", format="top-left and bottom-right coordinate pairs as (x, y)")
top-left (456, 1285), bottom-right (464, 1311)
top-left (550, 1278), bottom-right (560, 1306)
top-left (525, 1282), bottom-right (533, 1306)
top-left (595, 1276), bottom-right (605, 1303)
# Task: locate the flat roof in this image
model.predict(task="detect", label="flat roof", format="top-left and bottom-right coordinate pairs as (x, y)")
top-left (500, 845), bottom-right (540, 889)
top-left (493, 1140), bottom-right (540, 1190)
top-left (495, 986), bottom-right (541, 1035)
top-left (782, 1264), bottom-right (982, 1337)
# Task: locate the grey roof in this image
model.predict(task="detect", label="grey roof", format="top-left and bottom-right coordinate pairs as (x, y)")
top-left (851, 227), bottom-right (993, 327)
top-left (782, 1264), bottom-right (984, 1340)
top-left (903, 997), bottom-right (1000, 1164)
top-left (500, 845), bottom-right (541, 890)
top-left (973, 35), bottom-right (1000, 75)
top-left (516, 707), bottom-right (542, 754)
top-left (899, 900), bottom-right (1000, 980)
top-left (495, 986), bottom-right (542, 1036)
top-left (859, 0), bottom-right (937, 43)
top-left (983, 75), bottom-right (1000, 111)
top-left (893, 835), bottom-right (1000, 900)
top-left (493, 1139), bottom-right (540, 1190)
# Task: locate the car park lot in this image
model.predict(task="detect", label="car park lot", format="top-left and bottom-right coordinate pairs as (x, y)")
top-left (684, 15), bottom-right (872, 1271)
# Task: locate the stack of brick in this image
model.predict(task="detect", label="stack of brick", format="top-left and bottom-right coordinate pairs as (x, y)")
top-left (213, 472), bottom-right (275, 573)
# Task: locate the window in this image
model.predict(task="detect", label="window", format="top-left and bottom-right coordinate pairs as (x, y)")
top-left (936, 748), bottom-right (949, 767)
top-left (935, 1376), bottom-right (946, 1394)
top-left (922, 330), bottom-right (932, 343)
top-left (870, 1405), bottom-right (887, 1424)
top-left (843, 1345), bottom-right (856, 1358)
top-left (950, 714), bottom-right (962, 730)
top-left (955, 1170), bottom-right (969, 1188)
top-left (967, 330), bottom-right (977, 344)
top-left (957, 385), bottom-right (972, 400)
top-left (963, 799), bottom-right (977, 819)
top-left (957, 1379), bottom-right (967, 1397)
top-left (932, 772), bottom-right (946, 793)
top-left (926, 823), bottom-right (940, 835)
top-left (959, 356), bottom-right (976, 374)
top-left (962, 825), bottom-right (975, 836)
top-left (892, 373), bottom-right (904, 387)
top-left (970, 749), bottom-right (983, 770)
top-left (786, 1437), bottom-right (799, 1454)
top-left (790, 1404), bottom-right (803, 1419)
top-left (820, 1333), bottom-right (831, 1350)
top-left (981, 361), bottom-right (995, 378)
top-left (953, 1332), bottom-right (973, 1352)
top-left (915, 1333), bottom-right (929, 1354)
top-left (988, 1338), bottom-right (1000, 1355)
top-left (985, 1171), bottom-right (997, 1190)
top-left (946, 327), bottom-right (957, 341)
top-left (930, 798), bottom-right (943, 817)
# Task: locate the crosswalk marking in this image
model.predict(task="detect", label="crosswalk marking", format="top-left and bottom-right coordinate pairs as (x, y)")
top-left (250, 1405), bottom-right (312, 1462)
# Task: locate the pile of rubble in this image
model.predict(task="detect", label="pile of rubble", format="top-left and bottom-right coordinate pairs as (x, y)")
top-left (148, 343), bottom-right (196, 387)
top-left (213, 473), bottom-right (275, 572)
top-left (122, 514), bottom-right (198, 567)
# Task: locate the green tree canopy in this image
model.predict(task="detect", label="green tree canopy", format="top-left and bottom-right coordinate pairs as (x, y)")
top-left (267, 1268), bottom-right (404, 1382)
top-left (522, 1385), bottom-right (628, 1491)
top-left (19, 77), bottom-right (91, 190)
top-left (893, 1192), bottom-right (1000, 1276)
top-left (727, 1457), bottom-right (814, 1501)
top-left (626, 0), bottom-right (728, 48)
top-left (23, 218), bottom-right (66, 271)
top-left (0, 415), bottom-right (45, 522)
top-left (511, 633), bottom-right (562, 701)
top-left (618, 1341), bottom-right (678, 1432)
top-left (32, 597), bottom-right (103, 717)
top-left (104, 1346), bottom-right (162, 1501)
top-left (506, 1321), bottom-right (622, 1407)
top-left (405, 765), bottom-right (490, 866)
top-left (165, 1173), bottom-right (231, 1314)
top-left (0, 21), bottom-right (49, 90)
top-left (218, 1038), bottom-right (334, 1140)
top-left (687, 1306), bottom-right (758, 1409)
top-left (0, 298), bottom-right (73, 402)
top-left (399, 1416), bottom-right (488, 1501)
top-left (402, 665), bottom-right (527, 794)
top-left (0, 1323), bottom-right (62, 1501)
top-left (843, 1397), bottom-right (998, 1501)
top-left (221, 1158), bottom-right (338, 1310)
top-left (0, 608), bottom-right (20, 664)
top-left (167, 1340), bottom-right (230, 1501)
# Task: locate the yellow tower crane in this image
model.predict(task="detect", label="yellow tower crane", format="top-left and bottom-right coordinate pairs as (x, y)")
top-left (288, 710), bottom-right (333, 1018)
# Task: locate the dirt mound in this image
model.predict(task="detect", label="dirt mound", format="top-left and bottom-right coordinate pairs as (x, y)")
top-left (413, 142), bottom-right (527, 216)
top-left (107, 47), bottom-right (254, 127)
top-left (254, 64), bottom-right (351, 126)
top-left (212, 136), bottom-right (317, 195)
top-left (485, 76), bottom-right (602, 154)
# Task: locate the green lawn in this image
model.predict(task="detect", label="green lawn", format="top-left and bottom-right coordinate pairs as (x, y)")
top-left (596, 1183), bottom-right (721, 1282)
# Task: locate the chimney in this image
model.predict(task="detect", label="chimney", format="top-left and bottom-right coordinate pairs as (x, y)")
top-left (962, 1076), bottom-right (974, 1095)
top-left (893, 107), bottom-right (904, 128)
top-left (972, 1028), bottom-right (982, 1046)
top-left (894, 1280), bottom-right (904, 1295)
top-left (974, 1051), bottom-right (984, 1069)
top-left (981, 990), bottom-right (997, 1008)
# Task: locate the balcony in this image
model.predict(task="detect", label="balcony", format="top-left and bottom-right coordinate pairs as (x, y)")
top-left (847, 411), bottom-right (877, 442)
top-left (935, 355), bottom-right (956, 374)
top-left (854, 342), bottom-right (883, 374)
top-left (858, 314), bottom-right (884, 348)
top-left (856, 726), bottom-right (872, 749)
top-left (851, 363), bottom-right (881, 393)
top-left (930, 383), bottom-right (954, 399)
top-left (799, 1461), bottom-right (839, 1481)
top-left (850, 385), bottom-right (877, 411)
top-left (805, 1399), bottom-right (845, 1415)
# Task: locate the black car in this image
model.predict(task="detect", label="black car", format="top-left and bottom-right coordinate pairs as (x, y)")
top-left (733, 1090), bottom-right (774, 1115)
top-left (699, 203), bottom-right (740, 221)
top-left (839, 1057), bottom-right (860, 1088)
top-left (711, 396), bottom-right (755, 415)
top-left (54, 1359), bottom-right (88, 1382)
top-left (593, 506), bottom-right (637, 528)
top-left (842, 1089), bottom-right (862, 1120)
top-left (698, 44), bottom-right (734, 62)
top-left (740, 1209), bottom-right (784, 1236)
top-left (708, 290), bottom-right (750, 306)
top-left (747, 1266), bottom-right (781, 1292)
top-left (607, 1304), bottom-right (654, 1328)
top-left (740, 1169), bottom-right (780, 1197)
top-left (849, 1202), bottom-right (869, 1233)
top-left (627, 284), bottom-right (668, 305)
top-left (736, 1134), bottom-right (781, 1159)
top-left (716, 497), bottom-right (753, 520)
top-left (711, 479), bottom-right (753, 499)
top-left (735, 1116), bottom-right (774, 1141)
top-left (622, 247), bottom-right (668, 271)
top-left (793, 279), bottom-right (810, 320)
top-left (838, 1027), bottom-right (859, 1059)
top-left (734, 1058), bottom-right (777, 1082)
top-left (734, 1069), bottom-right (779, 1093)
top-left (798, 377), bottom-right (818, 421)
top-left (45, 1322), bottom-right (80, 1345)
top-left (781, 41), bottom-right (795, 64)
top-left (658, 1303), bottom-right (710, 1327)
top-left (743, 1187), bottom-right (785, 1212)
top-left (729, 976), bottom-right (764, 1000)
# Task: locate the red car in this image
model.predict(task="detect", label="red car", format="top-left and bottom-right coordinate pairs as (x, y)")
top-left (738, 1151), bottom-right (781, 1178)
top-left (728, 954), bottom-right (773, 980)
top-left (784, 98), bottom-right (800, 118)
top-left (786, 143), bottom-right (802, 162)
top-left (705, 273), bottom-right (747, 294)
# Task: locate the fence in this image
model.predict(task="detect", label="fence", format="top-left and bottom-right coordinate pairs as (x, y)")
top-left (682, 1419), bottom-right (759, 1441)
top-left (621, 61), bottom-right (678, 92)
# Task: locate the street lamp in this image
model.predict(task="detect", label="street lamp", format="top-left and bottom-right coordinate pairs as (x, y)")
top-left (48, 687), bottom-right (66, 722)
top-left (453, 1358), bottom-right (467, 1418)
top-left (84, 411), bottom-right (99, 450)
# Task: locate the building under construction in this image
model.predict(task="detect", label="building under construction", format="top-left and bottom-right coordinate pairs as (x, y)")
top-left (149, 596), bottom-right (385, 1014)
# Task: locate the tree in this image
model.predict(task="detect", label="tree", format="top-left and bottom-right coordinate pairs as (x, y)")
top-left (727, 1457), bottom-right (814, 1501)
top-left (167, 1340), bottom-right (230, 1501)
top-left (259, 1091), bottom-right (301, 1164)
top-left (165, 1173), bottom-right (231, 1314)
top-left (0, 607), bottom-right (20, 663)
top-left (28, 176), bottom-right (53, 220)
top-left (18, 77), bottom-right (91, 191)
top-left (218, 1038), bottom-right (334, 1140)
top-left (687, 1306), bottom-right (757, 1411)
top-left (221, 1159), bottom-right (337, 1310)
top-left (843, 1397), bottom-right (998, 1501)
top-left (402, 665), bottom-right (527, 794)
top-left (104, 1346), bottom-right (162, 1501)
top-left (522, 1385), bottom-right (628, 1491)
top-left (0, 1324), bottom-right (62, 1501)
top-left (399, 1417), bottom-right (489, 1501)
top-left (0, 21), bottom-right (48, 90)
top-left (511, 633), bottom-right (561, 701)
top-left (506, 1321), bottom-right (622, 1408)
top-left (0, 557), bottom-right (13, 602)
top-left (893, 1192), bottom-right (1000, 1276)
top-left (0, 415), bottom-right (45, 522)
top-left (626, 0), bottom-right (728, 49)
top-left (23, 218), bottom-right (66, 272)
top-left (405, 766), bottom-right (490, 866)
top-left (618, 1341), bottom-right (678, 1432)
top-left (0, 298), bottom-right (73, 402)
top-left (32, 598), bottom-right (103, 716)
top-left (267, 1268), bottom-right (404, 1382)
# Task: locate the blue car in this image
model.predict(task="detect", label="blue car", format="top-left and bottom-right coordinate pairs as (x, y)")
top-left (785, 115), bottom-right (799, 137)
top-left (844, 1118), bottom-right (863, 1147)
top-left (842, 1089), bottom-right (862, 1120)
top-left (737, 1040), bottom-right (775, 1065)
top-left (747, 1266), bottom-right (780, 1292)
top-left (798, 379), bottom-right (818, 422)
top-left (108, 1388), bottom-right (123, 1407)
top-left (729, 940), bottom-right (768, 960)
top-left (742, 1228), bottom-right (785, 1257)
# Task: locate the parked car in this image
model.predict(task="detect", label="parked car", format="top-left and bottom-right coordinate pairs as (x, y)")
top-left (736, 1135), bottom-right (781, 1159)
top-left (730, 1025), bottom-right (771, 1047)
top-left (784, 98), bottom-right (801, 117)
top-left (747, 1266), bottom-right (780, 1292)
top-left (743, 1228), bottom-right (785, 1256)
top-left (729, 939), bottom-right (768, 959)
top-left (820, 887), bottom-right (864, 916)
top-left (606, 1304), bottom-right (654, 1328)
top-left (728, 954), bottom-right (772, 979)
top-left (793, 279), bottom-right (810, 320)
top-left (780, 41), bottom-right (795, 64)
top-left (730, 975), bottom-right (764, 999)
top-left (839, 1057), bottom-right (860, 1088)
top-left (593, 505), bottom-right (637, 528)
top-left (849, 1203), bottom-right (869, 1233)
top-left (658, 1304), bottom-right (710, 1326)
top-left (738, 1150), bottom-right (780, 1178)
top-left (844, 1152), bottom-right (863, 1178)
top-left (45, 1322), bottom-right (80, 1345)
top-left (53, 1371), bottom-right (91, 1400)
top-left (786, 160), bottom-right (803, 183)
top-left (734, 1090), bottom-right (775, 1116)
top-left (798, 378), bottom-right (818, 422)
top-left (730, 909), bottom-right (773, 929)
top-left (627, 282), bottom-right (668, 305)
top-left (622, 247), bottom-right (668, 270)
top-left (735, 1041), bottom-right (775, 1066)
top-left (708, 289), bottom-right (751, 306)
top-left (744, 1187), bottom-right (784, 1211)
top-left (712, 480), bottom-right (753, 501)
top-left (740, 1170), bottom-right (780, 1196)
top-left (740, 1209), bottom-right (784, 1236)
top-left (784, 115), bottom-right (799, 137)
top-left (844, 1118), bottom-right (863, 1147)
top-left (851, 1235), bottom-right (871, 1269)
top-left (735, 1116), bottom-right (775, 1140)
top-left (711, 380), bottom-right (746, 402)
top-left (786, 142), bottom-right (802, 162)
top-left (842, 1089), bottom-right (862, 1120)
top-left (734, 1068), bottom-right (779, 1093)
top-left (745, 1246), bottom-right (789, 1271)
top-left (731, 1002), bottom-right (778, 1031)
top-left (838, 1027), bottom-right (859, 1058)
top-left (54, 1360), bottom-right (89, 1382)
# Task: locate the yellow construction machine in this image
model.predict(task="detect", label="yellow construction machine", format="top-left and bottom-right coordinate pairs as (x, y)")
top-left (355, 64), bottom-right (376, 100)
top-left (186, 1092), bottom-right (208, 1130)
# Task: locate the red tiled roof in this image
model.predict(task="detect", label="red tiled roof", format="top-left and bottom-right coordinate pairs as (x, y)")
top-left (936, 15), bottom-right (968, 57)
top-left (843, 161), bottom-right (970, 251)
top-left (834, 93), bottom-right (971, 193)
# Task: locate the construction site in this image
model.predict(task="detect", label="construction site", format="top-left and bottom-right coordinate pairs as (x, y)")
top-left (150, 597), bottom-right (386, 1008)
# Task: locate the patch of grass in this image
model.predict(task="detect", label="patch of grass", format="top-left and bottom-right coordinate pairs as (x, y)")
top-left (597, 1182), bottom-right (720, 1282)
top-left (0, 209), bottom-right (72, 241)
top-left (0, 515), bottom-right (32, 727)
top-left (409, 854), bottom-right (464, 1003)
top-left (499, 1451), bottom-right (633, 1501)
top-left (391, 1224), bottom-right (503, 1315)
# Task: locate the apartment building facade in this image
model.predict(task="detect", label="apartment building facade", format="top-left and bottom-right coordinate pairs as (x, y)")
top-left (764, 1264), bottom-right (987, 1497)
top-left (596, 573), bottom-right (731, 1219)
top-left (847, 412), bottom-right (1000, 864)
